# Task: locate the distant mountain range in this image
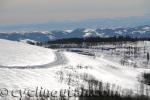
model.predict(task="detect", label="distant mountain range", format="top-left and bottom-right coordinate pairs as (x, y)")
top-left (0, 25), bottom-right (150, 42)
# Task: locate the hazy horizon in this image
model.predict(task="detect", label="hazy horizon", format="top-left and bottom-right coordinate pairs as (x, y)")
top-left (0, 0), bottom-right (150, 31)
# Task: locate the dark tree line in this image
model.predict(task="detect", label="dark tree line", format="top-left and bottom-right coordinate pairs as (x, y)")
top-left (47, 36), bottom-right (150, 45)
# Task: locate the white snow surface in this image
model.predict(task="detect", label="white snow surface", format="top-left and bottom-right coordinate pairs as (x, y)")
top-left (0, 39), bottom-right (149, 99)
top-left (64, 52), bottom-right (142, 90)
top-left (0, 39), bottom-right (55, 67)
top-left (84, 32), bottom-right (93, 37)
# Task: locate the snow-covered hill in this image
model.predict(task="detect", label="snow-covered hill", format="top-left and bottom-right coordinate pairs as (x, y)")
top-left (0, 39), bottom-right (55, 67)
top-left (0, 25), bottom-right (150, 42)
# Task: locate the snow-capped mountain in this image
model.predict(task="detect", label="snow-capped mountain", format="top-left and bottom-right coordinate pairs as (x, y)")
top-left (0, 25), bottom-right (150, 42)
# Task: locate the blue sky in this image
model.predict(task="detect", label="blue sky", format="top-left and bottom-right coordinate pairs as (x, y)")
top-left (0, 0), bottom-right (149, 31)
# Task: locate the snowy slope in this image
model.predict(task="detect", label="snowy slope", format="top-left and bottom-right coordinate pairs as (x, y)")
top-left (0, 39), bottom-right (55, 67)
top-left (64, 52), bottom-right (142, 90)
top-left (0, 40), bottom-right (68, 99)
top-left (0, 39), bottom-right (148, 99)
